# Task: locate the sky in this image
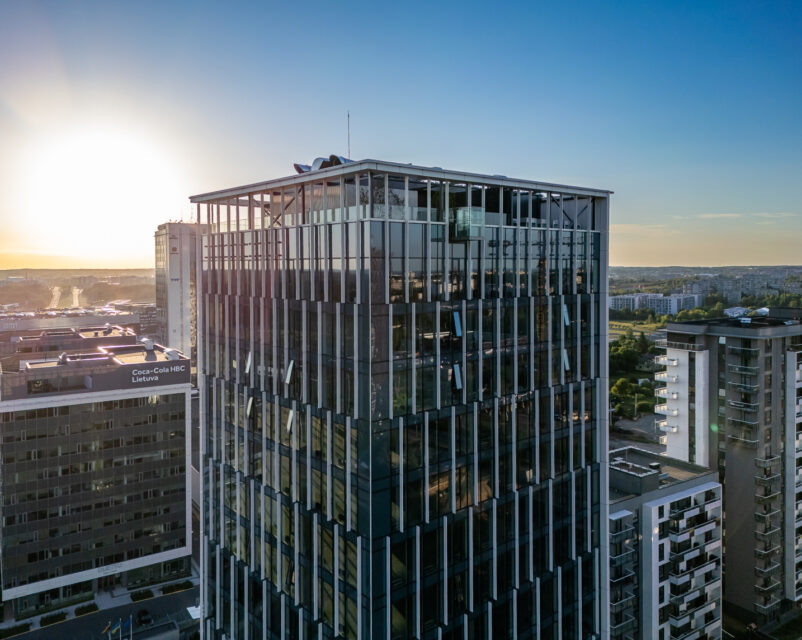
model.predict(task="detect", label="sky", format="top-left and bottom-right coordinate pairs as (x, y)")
top-left (0, 0), bottom-right (800, 268)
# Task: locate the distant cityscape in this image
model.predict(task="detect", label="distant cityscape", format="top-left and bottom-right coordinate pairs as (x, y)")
top-left (2, 168), bottom-right (802, 639)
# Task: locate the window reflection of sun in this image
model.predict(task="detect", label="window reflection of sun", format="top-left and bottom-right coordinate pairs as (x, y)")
top-left (20, 124), bottom-right (185, 263)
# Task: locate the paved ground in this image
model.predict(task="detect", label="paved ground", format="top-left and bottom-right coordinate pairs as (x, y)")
top-left (23, 587), bottom-right (198, 640)
top-left (610, 411), bottom-right (666, 454)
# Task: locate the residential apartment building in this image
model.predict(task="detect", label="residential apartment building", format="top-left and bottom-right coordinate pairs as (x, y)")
top-left (608, 447), bottom-right (722, 640)
top-left (192, 157), bottom-right (611, 639)
top-left (608, 294), bottom-right (701, 315)
top-left (655, 312), bottom-right (802, 623)
top-left (0, 327), bottom-right (192, 619)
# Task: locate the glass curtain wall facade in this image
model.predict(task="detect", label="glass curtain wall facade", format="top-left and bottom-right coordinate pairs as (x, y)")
top-left (194, 161), bottom-right (610, 640)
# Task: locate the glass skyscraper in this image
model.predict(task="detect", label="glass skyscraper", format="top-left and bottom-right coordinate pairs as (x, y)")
top-left (193, 158), bottom-right (610, 639)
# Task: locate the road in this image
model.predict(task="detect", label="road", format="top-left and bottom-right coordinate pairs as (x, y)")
top-left (47, 286), bottom-right (61, 309)
top-left (26, 587), bottom-right (198, 640)
top-left (72, 287), bottom-right (82, 307)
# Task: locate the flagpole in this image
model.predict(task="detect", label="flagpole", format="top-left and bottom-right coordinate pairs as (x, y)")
top-left (129, 613), bottom-right (133, 640)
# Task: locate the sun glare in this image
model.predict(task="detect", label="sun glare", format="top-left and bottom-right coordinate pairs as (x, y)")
top-left (19, 123), bottom-right (186, 266)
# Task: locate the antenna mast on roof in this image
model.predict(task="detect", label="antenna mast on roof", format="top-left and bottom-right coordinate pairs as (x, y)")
top-left (347, 111), bottom-right (350, 159)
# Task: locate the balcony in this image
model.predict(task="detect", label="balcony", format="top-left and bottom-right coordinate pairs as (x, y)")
top-left (610, 567), bottom-right (635, 583)
top-left (609, 613), bottom-right (637, 636)
top-left (754, 472), bottom-right (781, 486)
top-left (754, 544), bottom-right (781, 559)
top-left (754, 598), bottom-right (782, 616)
top-left (754, 561), bottom-right (782, 577)
top-left (755, 526), bottom-right (781, 542)
top-left (729, 363), bottom-right (759, 375)
top-left (729, 399), bottom-right (759, 412)
top-left (728, 433), bottom-right (759, 446)
top-left (655, 371), bottom-right (679, 383)
top-left (610, 591), bottom-right (636, 614)
top-left (657, 356), bottom-right (678, 367)
top-left (755, 455), bottom-right (781, 469)
top-left (659, 434), bottom-right (668, 445)
top-left (610, 525), bottom-right (635, 543)
top-left (728, 416), bottom-right (759, 429)
top-left (669, 558), bottom-right (718, 586)
top-left (691, 520), bottom-right (719, 541)
top-left (670, 585), bottom-right (703, 608)
top-left (656, 404), bottom-right (679, 416)
top-left (669, 610), bottom-right (691, 628)
top-left (728, 345), bottom-right (760, 356)
top-left (755, 490), bottom-right (781, 505)
top-left (754, 509), bottom-right (781, 524)
top-left (665, 340), bottom-right (706, 351)
top-left (610, 548), bottom-right (636, 567)
top-left (671, 495), bottom-right (722, 523)
top-left (691, 600), bottom-right (718, 622)
top-left (755, 578), bottom-right (782, 594)
top-left (659, 422), bottom-right (679, 434)
top-left (728, 381), bottom-right (759, 393)
top-left (656, 387), bottom-right (679, 400)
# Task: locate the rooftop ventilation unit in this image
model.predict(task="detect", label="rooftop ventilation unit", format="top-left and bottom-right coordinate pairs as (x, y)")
top-left (140, 338), bottom-right (154, 351)
top-left (724, 307), bottom-right (749, 318)
top-left (294, 154), bottom-right (353, 174)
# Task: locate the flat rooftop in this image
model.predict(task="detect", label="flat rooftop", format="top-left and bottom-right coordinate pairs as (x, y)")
top-left (190, 157), bottom-right (612, 204)
top-left (609, 446), bottom-right (714, 501)
top-left (77, 326), bottom-right (134, 339)
top-left (22, 344), bottom-right (183, 370)
top-left (0, 308), bottom-right (137, 320)
top-left (0, 328), bottom-right (189, 402)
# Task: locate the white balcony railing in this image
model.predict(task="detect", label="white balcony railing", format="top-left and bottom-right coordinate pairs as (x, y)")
top-left (655, 371), bottom-right (679, 383)
top-left (656, 404), bottom-right (679, 416)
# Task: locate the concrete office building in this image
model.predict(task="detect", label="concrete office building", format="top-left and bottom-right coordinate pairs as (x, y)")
top-left (655, 312), bottom-right (802, 623)
top-left (609, 447), bottom-right (722, 640)
top-left (110, 302), bottom-right (161, 339)
top-left (0, 326), bottom-right (192, 620)
top-left (155, 222), bottom-right (207, 369)
top-left (192, 157), bottom-right (611, 639)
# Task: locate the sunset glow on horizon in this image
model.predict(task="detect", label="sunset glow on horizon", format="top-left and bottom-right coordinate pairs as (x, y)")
top-left (1, 1), bottom-right (800, 269)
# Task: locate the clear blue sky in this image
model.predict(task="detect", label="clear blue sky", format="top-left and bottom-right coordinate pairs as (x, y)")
top-left (1, 0), bottom-right (800, 266)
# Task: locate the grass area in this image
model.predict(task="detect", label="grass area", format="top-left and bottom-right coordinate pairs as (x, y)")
top-left (614, 396), bottom-right (656, 419)
top-left (40, 612), bottom-right (67, 627)
top-left (130, 589), bottom-right (154, 602)
top-left (0, 624), bottom-right (30, 639)
top-left (74, 602), bottom-right (98, 616)
top-left (609, 319), bottom-right (664, 338)
top-left (161, 580), bottom-right (193, 595)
